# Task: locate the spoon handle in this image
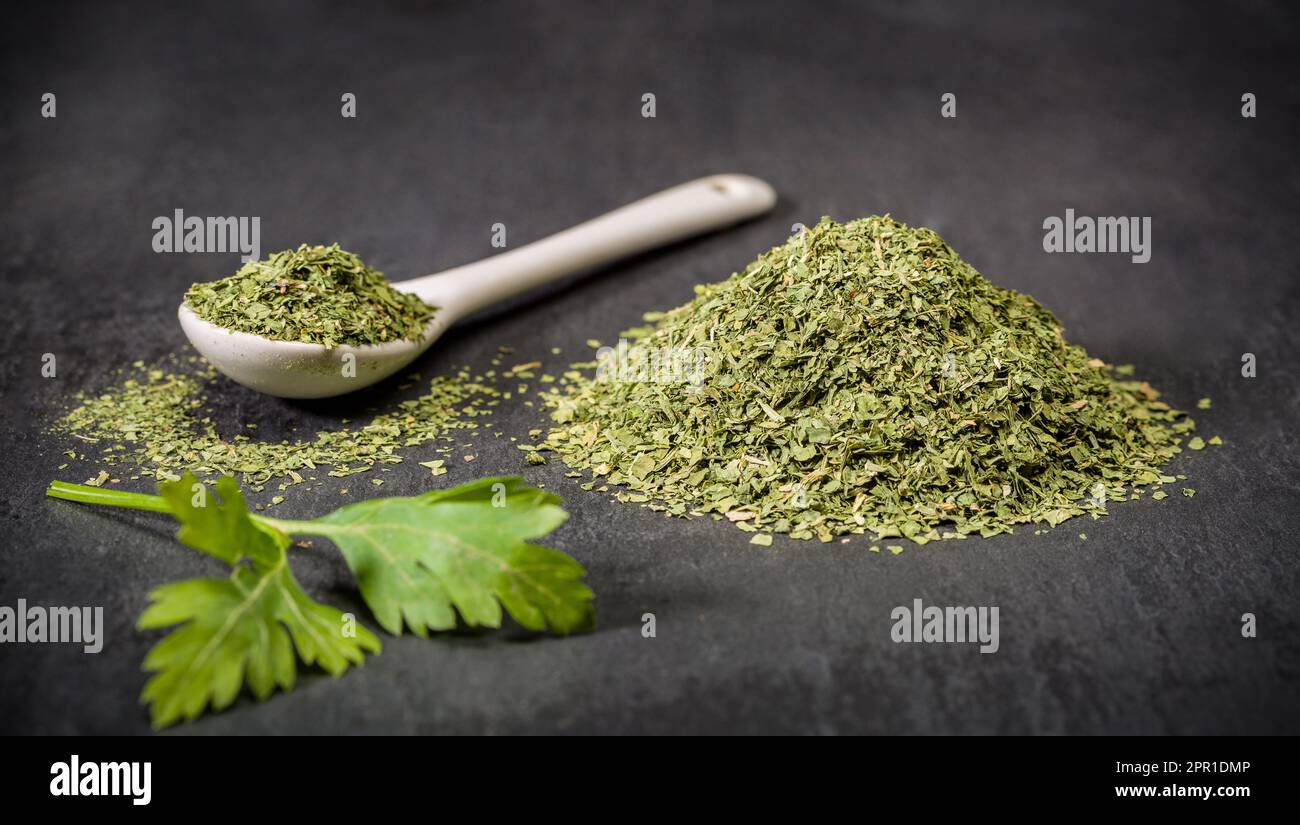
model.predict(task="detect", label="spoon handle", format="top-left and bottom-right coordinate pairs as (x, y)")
top-left (397, 174), bottom-right (776, 320)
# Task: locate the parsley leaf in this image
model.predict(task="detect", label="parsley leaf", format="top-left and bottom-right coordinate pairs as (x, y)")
top-left (157, 475), bottom-right (280, 565)
top-left (139, 559), bottom-right (380, 728)
top-left (142, 476), bottom-right (380, 728)
top-left (273, 477), bottom-right (594, 636)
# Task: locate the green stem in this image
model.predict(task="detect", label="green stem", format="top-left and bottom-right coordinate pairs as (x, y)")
top-left (46, 481), bottom-right (173, 514)
top-left (256, 515), bottom-right (333, 537)
top-left (47, 481), bottom-right (329, 548)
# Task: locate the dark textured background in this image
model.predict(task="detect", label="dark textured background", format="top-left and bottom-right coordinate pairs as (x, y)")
top-left (1, 0), bottom-right (1297, 735)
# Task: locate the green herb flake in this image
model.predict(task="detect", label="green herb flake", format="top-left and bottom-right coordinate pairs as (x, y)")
top-left (418, 459), bottom-right (448, 477)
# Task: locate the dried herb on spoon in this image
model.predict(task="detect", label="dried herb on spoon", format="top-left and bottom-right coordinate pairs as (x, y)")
top-left (184, 243), bottom-right (436, 348)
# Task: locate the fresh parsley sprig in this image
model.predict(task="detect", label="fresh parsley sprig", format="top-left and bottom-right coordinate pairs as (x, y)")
top-left (47, 473), bottom-right (594, 728)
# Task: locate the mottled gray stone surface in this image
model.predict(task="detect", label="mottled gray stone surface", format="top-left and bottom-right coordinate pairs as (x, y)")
top-left (1, 0), bottom-right (1296, 734)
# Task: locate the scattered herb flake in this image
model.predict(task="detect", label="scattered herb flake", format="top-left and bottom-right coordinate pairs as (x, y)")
top-left (50, 356), bottom-right (494, 500)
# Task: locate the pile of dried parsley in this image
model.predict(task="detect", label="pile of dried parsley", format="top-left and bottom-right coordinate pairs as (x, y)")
top-left (184, 243), bottom-right (435, 348)
top-left (540, 216), bottom-right (1211, 543)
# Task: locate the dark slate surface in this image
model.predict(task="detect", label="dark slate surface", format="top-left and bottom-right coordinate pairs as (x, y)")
top-left (1, 0), bottom-right (1297, 735)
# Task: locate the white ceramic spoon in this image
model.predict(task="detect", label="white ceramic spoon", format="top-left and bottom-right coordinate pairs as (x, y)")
top-left (179, 174), bottom-right (776, 398)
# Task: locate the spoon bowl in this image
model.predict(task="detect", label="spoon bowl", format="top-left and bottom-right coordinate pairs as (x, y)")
top-left (178, 303), bottom-right (454, 399)
top-left (179, 174), bottom-right (776, 398)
